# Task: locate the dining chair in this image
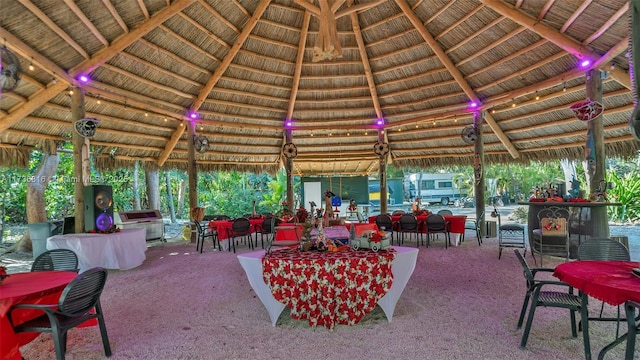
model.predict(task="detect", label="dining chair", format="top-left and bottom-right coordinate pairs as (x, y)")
top-left (424, 214), bottom-right (450, 248)
top-left (194, 220), bottom-right (219, 253)
top-left (514, 250), bottom-right (583, 350)
top-left (259, 216), bottom-right (281, 249)
top-left (374, 214), bottom-right (394, 244)
top-left (577, 238), bottom-right (631, 338)
top-left (462, 210), bottom-right (484, 246)
top-left (531, 206), bottom-right (571, 265)
top-left (228, 217), bottom-right (253, 253)
top-left (31, 249), bottom-right (79, 272)
top-left (9, 267), bottom-right (111, 360)
top-left (267, 220), bottom-right (303, 254)
top-left (398, 213), bottom-right (421, 246)
top-left (493, 209), bottom-right (526, 259)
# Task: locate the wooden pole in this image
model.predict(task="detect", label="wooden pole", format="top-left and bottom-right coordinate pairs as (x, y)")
top-left (473, 111), bottom-right (486, 239)
top-left (585, 69), bottom-right (609, 238)
top-left (285, 129), bottom-right (294, 212)
top-left (378, 129), bottom-right (388, 215)
top-left (70, 87), bottom-right (86, 233)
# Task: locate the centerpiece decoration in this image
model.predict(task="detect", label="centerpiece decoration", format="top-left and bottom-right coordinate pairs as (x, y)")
top-left (351, 229), bottom-right (391, 252)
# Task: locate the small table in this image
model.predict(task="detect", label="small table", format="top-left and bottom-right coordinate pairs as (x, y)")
top-left (209, 218), bottom-right (263, 250)
top-left (237, 246), bottom-right (418, 328)
top-left (554, 260), bottom-right (640, 359)
top-left (0, 271), bottom-right (79, 360)
top-left (47, 227), bottom-right (147, 272)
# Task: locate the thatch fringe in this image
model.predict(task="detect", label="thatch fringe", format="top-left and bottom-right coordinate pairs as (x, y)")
top-left (0, 148), bottom-right (30, 169)
top-left (94, 155), bottom-right (280, 175)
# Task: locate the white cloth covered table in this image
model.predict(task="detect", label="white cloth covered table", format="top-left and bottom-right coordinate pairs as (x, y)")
top-left (47, 227), bottom-right (147, 272)
top-left (237, 246), bottom-right (418, 326)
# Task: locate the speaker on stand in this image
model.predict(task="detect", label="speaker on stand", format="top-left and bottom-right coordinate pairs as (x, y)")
top-left (84, 185), bottom-right (114, 232)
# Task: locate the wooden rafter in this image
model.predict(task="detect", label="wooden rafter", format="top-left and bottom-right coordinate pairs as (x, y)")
top-left (62, 0), bottom-right (108, 46)
top-left (101, 0), bottom-right (128, 32)
top-left (286, 11), bottom-right (312, 119)
top-left (395, 0), bottom-right (520, 159)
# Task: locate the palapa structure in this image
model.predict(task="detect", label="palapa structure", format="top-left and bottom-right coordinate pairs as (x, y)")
top-left (0, 0), bottom-right (639, 176)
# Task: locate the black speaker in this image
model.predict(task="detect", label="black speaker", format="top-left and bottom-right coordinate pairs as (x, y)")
top-left (84, 185), bottom-right (114, 232)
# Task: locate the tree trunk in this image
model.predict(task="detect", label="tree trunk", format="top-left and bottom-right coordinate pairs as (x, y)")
top-left (145, 168), bottom-right (160, 210)
top-left (165, 171), bottom-right (176, 223)
top-left (177, 179), bottom-right (186, 217)
top-left (133, 161), bottom-right (141, 210)
top-left (22, 152), bottom-right (60, 251)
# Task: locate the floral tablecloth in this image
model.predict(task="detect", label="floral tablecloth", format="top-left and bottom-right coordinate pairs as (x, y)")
top-left (262, 248), bottom-right (397, 329)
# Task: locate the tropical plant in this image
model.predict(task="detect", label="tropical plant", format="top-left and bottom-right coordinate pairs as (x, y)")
top-left (606, 170), bottom-right (640, 222)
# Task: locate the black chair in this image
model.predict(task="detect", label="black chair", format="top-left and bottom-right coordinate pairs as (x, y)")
top-left (493, 209), bottom-right (526, 259)
top-left (194, 220), bottom-right (219, 253)
top-left (31, 249), bottom-right (79, 272)
top-left (375, 214), bottom-right (394, 244)
top-left (391, 210), bottom-right (406, 216)
top-left (531, 206), bottom-right (571, 265)
top-left (514, 250), bottom-right (583, 349)
top-left (398, 213), bottom-right (421, 246)
top-left (9, 267), bottom-right (111, 360)
top-left (228, 217), bottom-right (252, 253)
top-left (259, 216), bottom-right (281, 249)
top-left (437, 209), bottom-right (453, 216)
top-left (424, 214), bottom-right (450, 248)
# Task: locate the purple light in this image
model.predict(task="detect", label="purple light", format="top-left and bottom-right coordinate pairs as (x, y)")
top-left (285, 120), bottom-right (293, 127)
top-left (376, 118), bottom-right (384, 126)
top-left (78, 75), bottom-right (89, 83)
top-left (469, 102), bottom-right (478, 108)
top-left (189, 112), bottom-right (198, 119)
top-left (580, 60), bottom-right (591, 68)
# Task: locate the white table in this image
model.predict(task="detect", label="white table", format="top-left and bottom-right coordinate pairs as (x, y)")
top-left (47, 227), bottom-right (147, 272)
top-left (237, 246), bottom-right (418, 326)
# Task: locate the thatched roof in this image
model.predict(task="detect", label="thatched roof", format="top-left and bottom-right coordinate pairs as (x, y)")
top-left (1, 0), bottom-right (638, 176)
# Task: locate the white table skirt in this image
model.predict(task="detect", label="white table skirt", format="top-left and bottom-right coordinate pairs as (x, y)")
top-left (237, 246), bottom-right (418, 326)
top-left (47, 227), bottom-right (147, 272)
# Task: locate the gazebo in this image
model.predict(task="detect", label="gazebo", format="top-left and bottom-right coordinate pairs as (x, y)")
top-left (0, 0), bottom-right (639, 215)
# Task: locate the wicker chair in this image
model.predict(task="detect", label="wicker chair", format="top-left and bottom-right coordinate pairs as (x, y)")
top-left (9, 267), bottom-right (111, 360)
top-left (514, 250), bottom-right (583, 349)
top-left (31, 249), bottom-right (79, 272)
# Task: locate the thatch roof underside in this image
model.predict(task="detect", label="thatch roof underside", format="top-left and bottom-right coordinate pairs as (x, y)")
top-left (1, 0), bottom-right (639, 176)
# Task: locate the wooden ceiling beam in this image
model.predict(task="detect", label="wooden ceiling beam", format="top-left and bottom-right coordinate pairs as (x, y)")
top-left (292, 0), bottom-right (321, 16)
top-left (561, 0), bottom-right (592, 33)
top-left (286, 11), bottom-right (311, 120)
top-left (62, 0), bottom-right (108, 46)
top-left (395, 0), bottom-right (520, 159)
top-left (335, 0), bottom-right (386, 18)
top-left (100, 0), bottom-right (128, 32)
top-left (582, 2), bottom-right (628, 45)
top-left (0, 81), bottom-right (68, 133)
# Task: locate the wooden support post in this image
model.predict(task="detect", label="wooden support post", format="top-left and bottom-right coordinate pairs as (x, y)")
top-left (187, 121), bottom-right (198, 242)
top-left (473, 112), bottom-right (486, 238)
top-left (585, 69), bottom-right (609, 238)
top-left (70, 87), bottom-right (86, 233)
top-left (285, 129), bottom-right (294, 212)
top-left (378, 129), bottom-right (388, 215)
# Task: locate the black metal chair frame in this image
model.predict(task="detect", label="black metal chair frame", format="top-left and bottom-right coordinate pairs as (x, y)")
top-left (462, 211), bottom-right (483, 246)
top-left (397, 213), bottom-right (421, 247)
top-left (494, 210), bottom-right (526, 259)
top-left (31, 249), bottom-right (79, 272)
top-left (228, 217), bottom-right (253, 253)
top-left (375, 214), bottom-right (394, 245)
top-left (424, 214), bottom-right (450, 248)
top-left (260, 216), bottom-right (281, 249)
top-left (194, 220), bottom-right (219, 253)
top-left (514, 249), bottom-right (585, 351)
top-left (9, 267), bottom-right (111, 360)
top-left (532, 206), bottom-right (571, 266)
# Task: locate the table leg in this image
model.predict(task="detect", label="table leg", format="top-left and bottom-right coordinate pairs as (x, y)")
top-left (625, 301), bottom-right (637, 360)
top-left (580, 292), bottom-right (592, 360)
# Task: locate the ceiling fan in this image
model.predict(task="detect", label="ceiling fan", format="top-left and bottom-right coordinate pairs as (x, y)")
top-left (461, 125), bottom-right (478, 144)
top-left (193, 135), bottom-right (209, 153)
top-left (0, 45), bottom-right (21, 92)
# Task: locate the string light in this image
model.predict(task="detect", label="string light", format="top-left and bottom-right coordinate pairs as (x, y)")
top-left (511, 98), bottom-right (516, 108)
top-left (28, 57), bottom-right (34, 71)
top-left (535, 92), bottom-right (539, 101)
top-left (69, 89), bottom-right (74, 95)
top-left (562, 82), bottom-right (566, 92)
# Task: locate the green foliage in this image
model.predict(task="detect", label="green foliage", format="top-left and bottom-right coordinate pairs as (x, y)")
top-left (606, 170), bottom-right (640, 222)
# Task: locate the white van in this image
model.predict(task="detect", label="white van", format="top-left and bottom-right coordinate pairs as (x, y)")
top-left (406, 173), bottom-right (465, 206)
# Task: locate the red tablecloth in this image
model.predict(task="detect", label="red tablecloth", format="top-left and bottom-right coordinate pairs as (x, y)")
top-left (209, 218), bottom-right (263, 240)
top-left (262, 248), bottom-right (396, 329)
top-left (554, 261), bottom-right (640, 306)
top-left (345, 222), bottom-right (378, 236)
top-left (0, 271), bottom-right (80, 360)
top-left (369, 214), bottom-right (466, 234)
